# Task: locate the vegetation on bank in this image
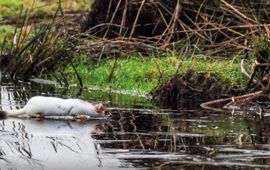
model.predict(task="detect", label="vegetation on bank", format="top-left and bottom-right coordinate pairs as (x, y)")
top-left (0, 25), bottom-right (14, 42)
top-left (0, 0), bottom-right (262, 97)
top-left (65, 55), bottom-right (246, 94)
top-left (0, 17), bottom-right (246, 95)
top-left (0, 0), bottom-right (90, 19)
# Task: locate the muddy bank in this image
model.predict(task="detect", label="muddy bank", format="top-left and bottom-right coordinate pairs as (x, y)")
top-left (151, 70), bottom-right (240, 110)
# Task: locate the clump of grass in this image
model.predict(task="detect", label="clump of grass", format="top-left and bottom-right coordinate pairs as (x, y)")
top-left (0, 3), bottom-right (84, 88)
top-left (180, 56), bottom-right (247, 88)
top-left (66, 55), bottom-right (246, 94)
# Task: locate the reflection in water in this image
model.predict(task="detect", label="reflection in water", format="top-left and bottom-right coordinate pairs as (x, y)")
top-left (0, 118), bottom-right (113, 170)
top-left (0, 77), bottom-right (125, 170)
top-left (93, 109), bottom-right (270, 169)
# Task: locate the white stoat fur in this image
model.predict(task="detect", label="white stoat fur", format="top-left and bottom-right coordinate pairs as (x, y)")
top-left (0, 96), bottom-right (108, 118)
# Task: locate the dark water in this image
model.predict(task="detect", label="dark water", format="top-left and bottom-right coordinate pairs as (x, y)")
top-left (1, 75), bottom-right (270, 170)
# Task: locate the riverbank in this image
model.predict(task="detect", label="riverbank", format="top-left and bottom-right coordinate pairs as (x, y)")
top-left (0, 0), bottom-right (249, 97)
top-left (64, 55), bottom-right (246, 95)
top-left (0, 25), bottom-right (247, 95)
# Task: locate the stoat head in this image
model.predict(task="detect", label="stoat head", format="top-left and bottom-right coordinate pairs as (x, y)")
top-left (95, 103), bottom-right (110, 116)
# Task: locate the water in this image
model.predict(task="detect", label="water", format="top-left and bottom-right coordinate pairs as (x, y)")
top-left (1, 75), bottom-right (270, 170)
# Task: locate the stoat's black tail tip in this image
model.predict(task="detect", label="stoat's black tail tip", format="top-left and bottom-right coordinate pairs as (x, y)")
top-left (0, 111), bottom-right (7, 119)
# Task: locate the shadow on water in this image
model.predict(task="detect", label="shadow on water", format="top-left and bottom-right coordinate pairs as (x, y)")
top-left (1, 75), bottom-right (270, 169)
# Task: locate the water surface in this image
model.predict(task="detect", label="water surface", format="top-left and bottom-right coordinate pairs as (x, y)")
top-left (1, 75), bottom-right (270, 169)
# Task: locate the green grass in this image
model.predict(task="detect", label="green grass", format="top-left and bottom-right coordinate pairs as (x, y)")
top-left (0, 0), bottom-right (92, 20)
top-left (0, 25), bottom-right (15, 43)
top-left (0, 0), bottom-right (92, 52)
top-left (66, 55), bottom-right (246, 94)
top-left (0, 0), bottom-right (24, 19)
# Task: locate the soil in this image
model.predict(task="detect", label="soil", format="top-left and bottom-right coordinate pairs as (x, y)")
top-left (151, 70), bottom-right (238, 109)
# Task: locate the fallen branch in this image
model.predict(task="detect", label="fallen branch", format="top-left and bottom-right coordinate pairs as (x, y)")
top-left (200, 90), bottom-right (264, 112)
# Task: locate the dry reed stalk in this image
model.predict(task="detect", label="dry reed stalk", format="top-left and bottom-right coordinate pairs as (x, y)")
top-left (0, 3), bottom-right (83, 87)
top-left (81, 0), bottom-right (270, 56)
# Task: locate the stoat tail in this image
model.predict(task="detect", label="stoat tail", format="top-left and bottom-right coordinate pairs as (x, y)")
top-left (0, 108), bottom-right (25, 118)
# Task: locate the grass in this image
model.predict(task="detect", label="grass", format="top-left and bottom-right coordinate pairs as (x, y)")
top-left (0, 0), bottom-right (25, 19)
top-left (0, 0), bottom-right (92, 44)
top-left (65, 55), bottom-right (246, 94)
top-left (0, 25), bottom-right (15, 43)
top-left (0, 0), bottom-right (91, 19)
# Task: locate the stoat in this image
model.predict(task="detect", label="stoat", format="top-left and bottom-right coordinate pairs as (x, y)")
top-left (0, 96), bottom-right (109, 119)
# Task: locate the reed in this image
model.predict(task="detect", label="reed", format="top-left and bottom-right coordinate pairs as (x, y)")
top-left (0, 3), bottom-right (84, 87)
top-left (81, 0), bottom-right (270, 56)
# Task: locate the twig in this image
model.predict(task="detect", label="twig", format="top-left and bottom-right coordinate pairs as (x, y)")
top-left (201, 90), bottom-right (265, 112)
top-left (220, 0), bottom-right (256, 23)
top-left (129, 0), bottom-right (146, 39)
top-left (103, 0), bottom-right (122, 38)
top-left (108, 58), bottom-right (117, 89)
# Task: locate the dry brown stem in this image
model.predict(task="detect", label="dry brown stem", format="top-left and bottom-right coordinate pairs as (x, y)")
top-left (200, 90), bottom-right (264, 112)
top-left (81, 0), bottom-right (270, 56)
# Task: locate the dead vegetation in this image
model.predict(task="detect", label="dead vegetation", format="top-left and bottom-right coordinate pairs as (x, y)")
top-left (200, 26), bottom-right (270, 113)
top-left (81, 0), bottom-right (270, 56)
top-left (151, 70), bottom-right (236, 109)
